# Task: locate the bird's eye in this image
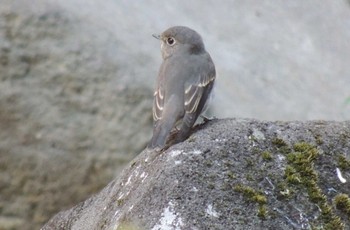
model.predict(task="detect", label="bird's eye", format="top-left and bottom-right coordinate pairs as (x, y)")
top-left (166, 37), bottom-right (175, 46)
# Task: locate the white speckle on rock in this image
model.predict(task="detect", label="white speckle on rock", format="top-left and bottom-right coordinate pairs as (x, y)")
top-left (170, 150), bottom-right (183, 157)
top-left (125, 175), bottom-right (132, 186)
top-left (336, 167), bottom-right (347, 183)
top-left (125, 165), bottom-right (141, 186)
top-left (276, 154), bottom-right (286, 169)
top-left (252, 128), bottom-right (266, 140)
top-left (140, 172), bottom-right (146, 178)
top-left (140, 172), bottom-right (148, 183)
top-left (191, 187), bottom-right (198, 192)
top-left (206, 204), bottom-right (219, 217)
top-left (152, 201), bottom-right (184, 230)
top-left (117, 193), bottom-right (124, 200)
top-left (277, 154), bottom-right (285, 161)
top-left (114, 209), bottom-right (119, 217)
top-left (214, 138), bottom-right (227, 143)
top-left (190, 150), bottom-right (202, 155)
top-left (134, 166), bottom-right (140, 177)
top-left (174, 160), bottom-right (182, 165)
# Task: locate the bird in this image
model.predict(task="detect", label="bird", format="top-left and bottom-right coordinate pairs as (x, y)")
top-left (148, 26), bottom-right (216, 149)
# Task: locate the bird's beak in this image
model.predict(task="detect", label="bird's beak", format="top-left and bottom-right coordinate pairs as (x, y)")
top-left (152, 34), bottom-right (161, 40)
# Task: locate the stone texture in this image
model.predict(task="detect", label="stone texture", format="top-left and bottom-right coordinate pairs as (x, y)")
top-left (0, 1), bottom-right (152, 229)
top-left (43, 119), bottom-right (350, 229)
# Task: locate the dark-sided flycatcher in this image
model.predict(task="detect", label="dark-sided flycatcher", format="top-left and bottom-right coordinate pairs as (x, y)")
top-left (148, 26), bottom-right (216, 149)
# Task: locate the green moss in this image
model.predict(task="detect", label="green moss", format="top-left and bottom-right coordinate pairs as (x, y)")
top-left (234, 184), bottom-right (268, 220)
top-left (307, 185), bottom-right (326, 203)
top-left (234, 184), bottom-right (254, 197)
top-left (314, 134), bottom-right (324, 145)
top-left (207, 183), bottom-right (215, 190)
top-left (334, 193), bottom-right (350, 217)
top-left (338, 155), bottom-right (350, 171)
top-left (340, 132), bottom-right (350, 146)
top-left (323, 216), bottom-right (344, 230)
top-left (257, 205), bottom-right (268, 220)
top-left (279, 187), bottom-right (292, 198)
top-left (234, 184), bottom-right (267, 205)
top-left (284, 165), bottom-right (301, 184)
top-left (205, 160), bottom-right (213, 167)
top-left (253, 194), bottom-right (267, 204)
top-left (117, 198), bottom-right (124, 206)
top-left (116, 222), bottom-right (139, 230)
top-left (286, 144), bottom-right (318, 183)
top-left (271, 138), bottom-right (291, 154)
top-left (296, 143), bottom-right (319, 157)
top-left (283, 142), bottom-right (344, 229)
top-left (271, 138), bottom-right (288, 147)
top-left (245, 159), bottom-right (255, 167)
top-left (277, 182), bottom-right (293, 198)
top-left (246, 174), bottom-right (254, 181)
top-left (261, 151), bottom-right (273, 161)
top-left (227, 171), bottom-right (236, 179)
top-left (319, 203), bottom-right (345, 229)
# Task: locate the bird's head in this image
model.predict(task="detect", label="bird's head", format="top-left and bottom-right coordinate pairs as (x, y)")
top-left (153, 26), bottom-right (205, 60)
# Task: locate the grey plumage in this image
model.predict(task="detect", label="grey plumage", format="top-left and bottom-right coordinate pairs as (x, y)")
top-left (148, 26), bottom-right (216, 149)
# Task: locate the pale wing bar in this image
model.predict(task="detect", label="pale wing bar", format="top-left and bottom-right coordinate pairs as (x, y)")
top-left (184, 74), bottom-right (215, 114)
top-left (153, 89), bottom-right (164, 121)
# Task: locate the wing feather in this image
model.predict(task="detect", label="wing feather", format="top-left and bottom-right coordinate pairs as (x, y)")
top-left (184, 73), bottom-right (215, 114)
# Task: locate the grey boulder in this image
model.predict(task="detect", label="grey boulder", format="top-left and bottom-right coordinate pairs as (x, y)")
top-left (43, 119), bottom-right (350, 229)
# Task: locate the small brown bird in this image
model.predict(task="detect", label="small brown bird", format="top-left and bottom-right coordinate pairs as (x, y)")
top-left (148, 26), bottom-right (216, 149)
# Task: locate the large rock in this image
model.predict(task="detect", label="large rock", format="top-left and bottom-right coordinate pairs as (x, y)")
top-left (0, 1), bottom-right (152, 229)
top-left (43, 119), bottom-right (350, 229)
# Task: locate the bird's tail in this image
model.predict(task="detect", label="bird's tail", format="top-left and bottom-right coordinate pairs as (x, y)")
top-left (148, 96), bottom-right (182, 149)
top-left (148, 122), bottom-right (170, 149)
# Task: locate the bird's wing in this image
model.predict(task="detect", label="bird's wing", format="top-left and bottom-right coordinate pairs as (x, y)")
top-left (184, 72), bottom-right (215, 115)
top-left (179, 62), bottom-right (215, 140)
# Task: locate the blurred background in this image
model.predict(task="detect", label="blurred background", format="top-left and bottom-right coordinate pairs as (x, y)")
top-left (0, 0), bottom-right (349, 229)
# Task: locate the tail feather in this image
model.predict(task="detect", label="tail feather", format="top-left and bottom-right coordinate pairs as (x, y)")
top-left (148, 122), bottom-right (169, 149)
top-left (148, 117), bottom-right (176, 149)
top-left (148, 95), bottom-right (182, 149)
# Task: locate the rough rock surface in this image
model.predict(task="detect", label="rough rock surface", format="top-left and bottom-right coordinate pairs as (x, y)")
top-left (43, 119), bottom-right (350, 229)
top-left (0, 1), bottom-right (152, 230)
